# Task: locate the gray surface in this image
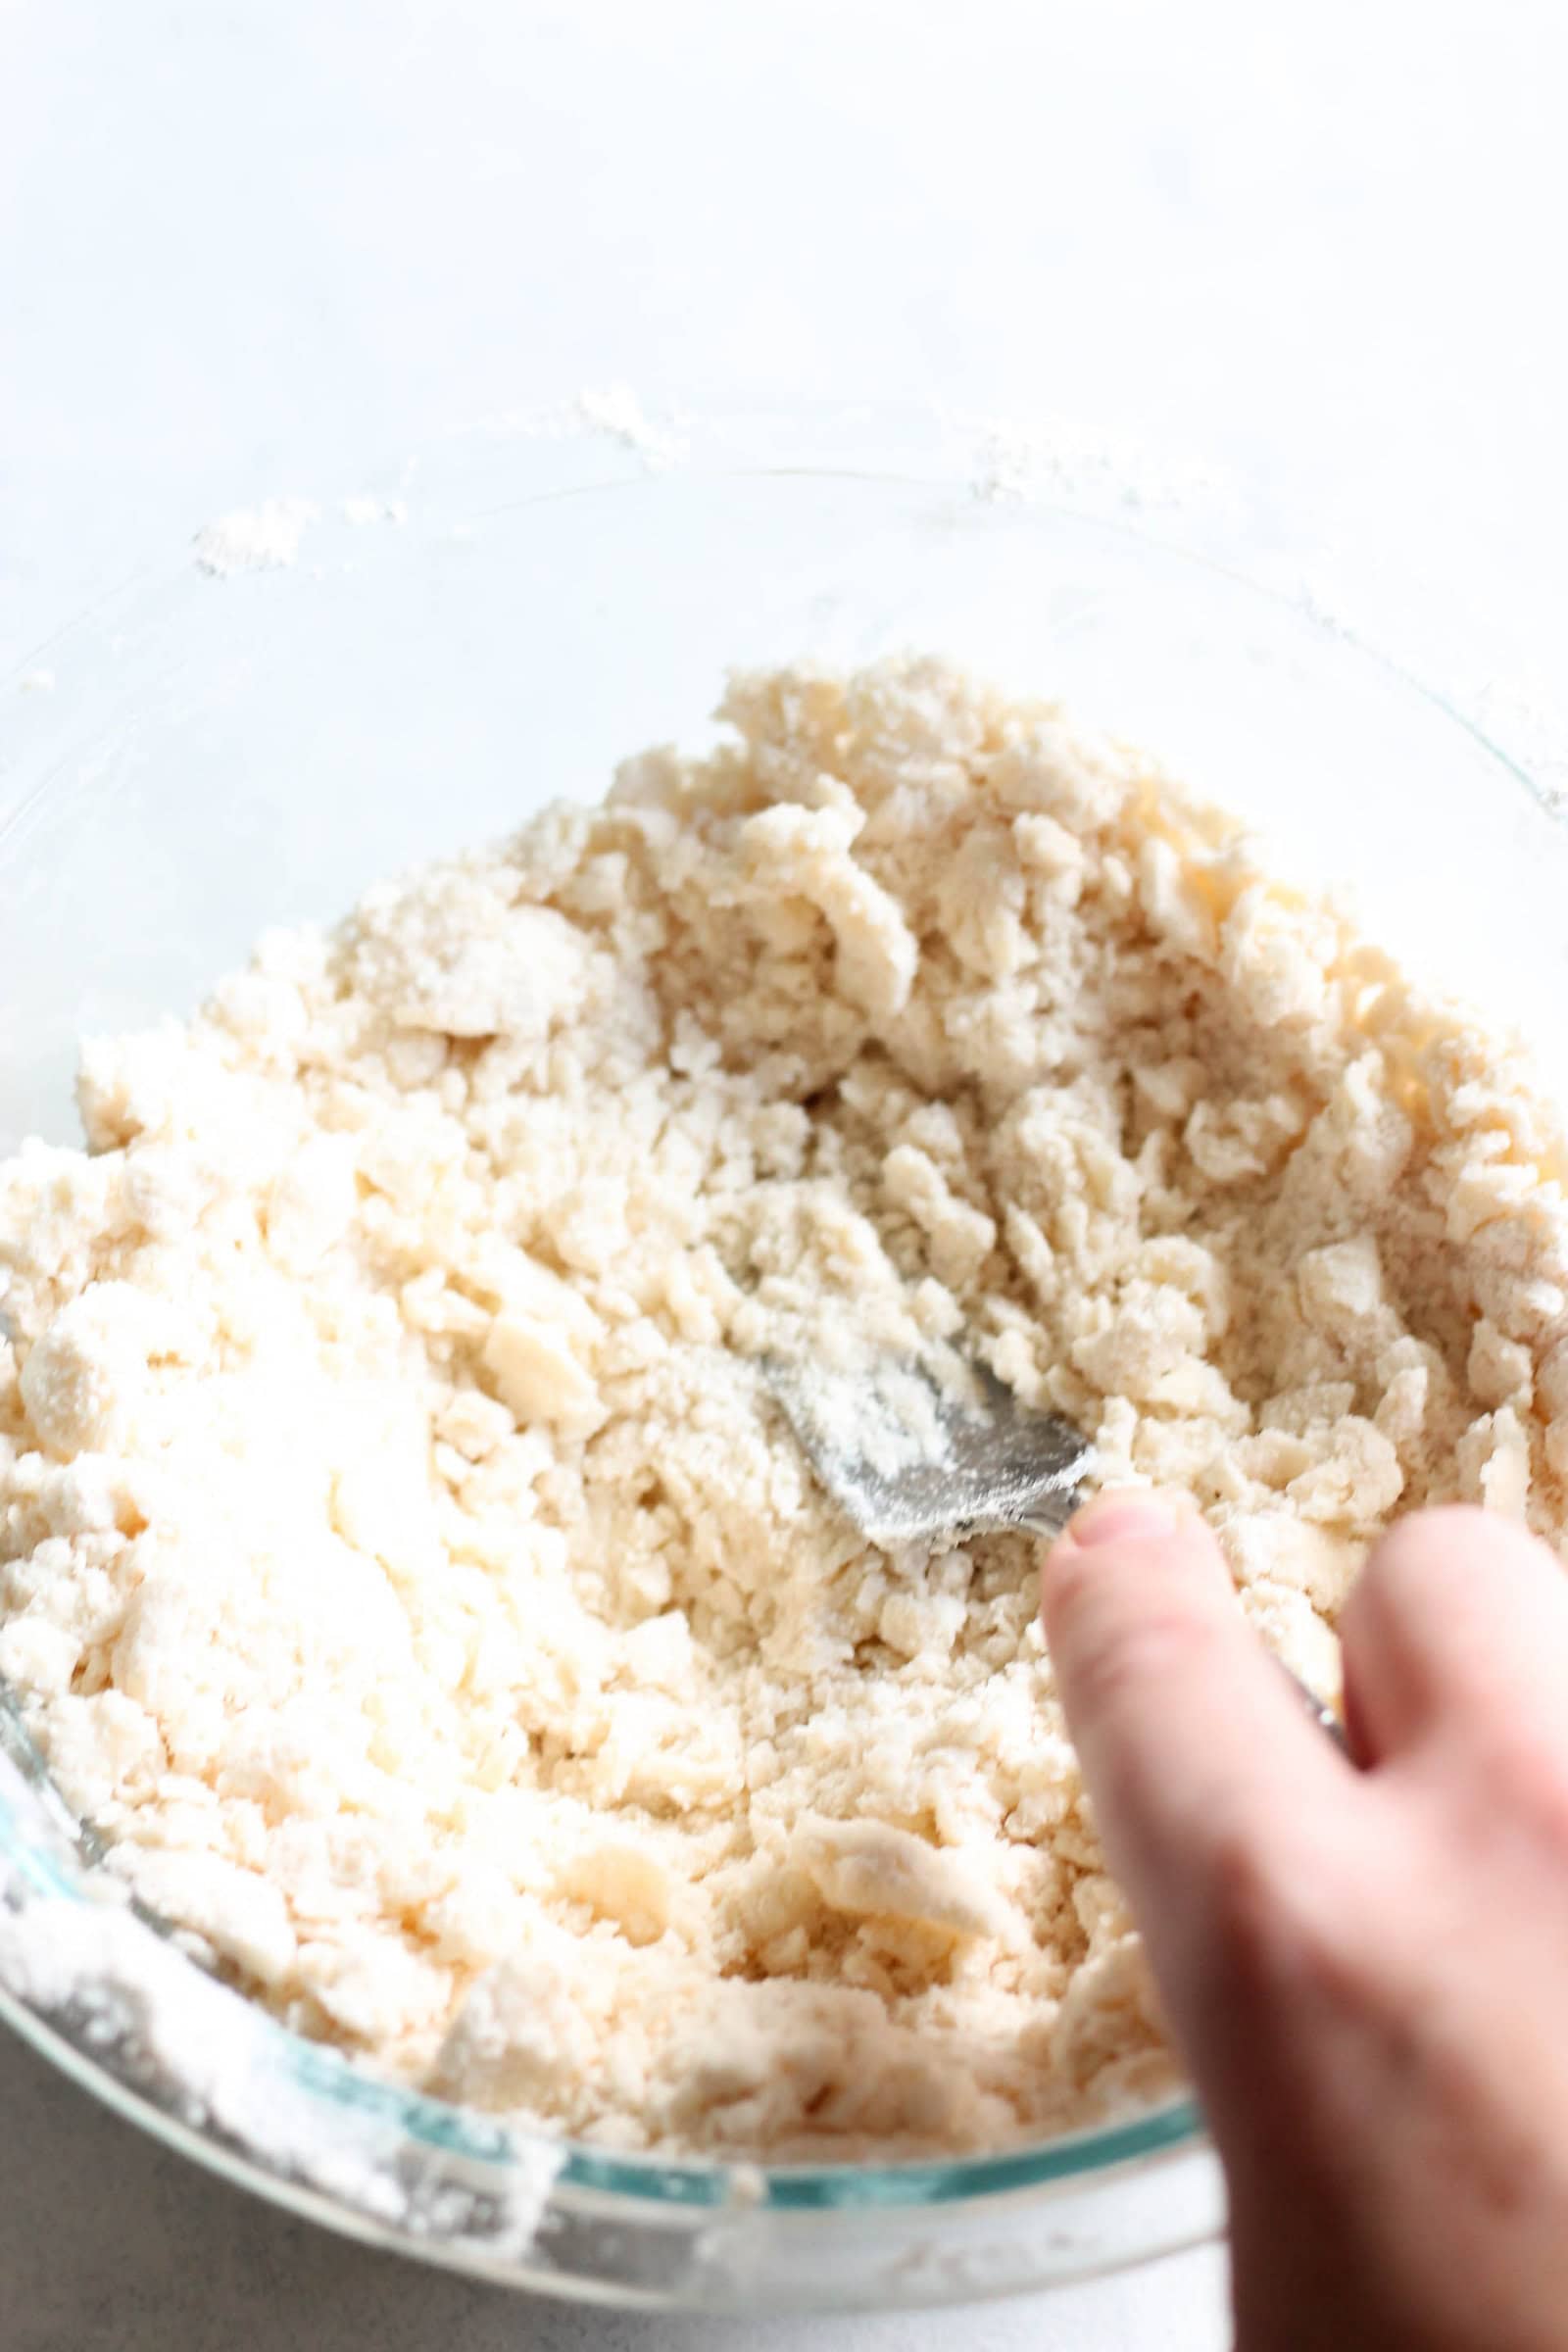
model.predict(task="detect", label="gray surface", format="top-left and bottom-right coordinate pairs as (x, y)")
top-left (0, 2027), bottom-right (1229, 2352)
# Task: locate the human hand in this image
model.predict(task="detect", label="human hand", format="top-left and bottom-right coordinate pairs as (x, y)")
top-left (1041, 1493), bottom-right (1568, 2352)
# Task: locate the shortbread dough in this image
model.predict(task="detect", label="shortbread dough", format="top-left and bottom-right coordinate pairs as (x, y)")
top-left (2, 661), bottom-right (1564, 2158)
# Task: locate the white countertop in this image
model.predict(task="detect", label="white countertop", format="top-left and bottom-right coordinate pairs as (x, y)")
top-left (2, 3), bottom-right (1565, 2344)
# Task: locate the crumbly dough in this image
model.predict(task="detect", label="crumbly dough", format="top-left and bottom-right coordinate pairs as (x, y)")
top-left (2, 661), bottom-right (1566, 2160)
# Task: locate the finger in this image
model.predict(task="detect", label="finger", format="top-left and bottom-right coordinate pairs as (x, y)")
top-left (1041, 1490), bottom-right (1350, 1947)
top-left (1340, 1505), bottom-right (1568, 1767)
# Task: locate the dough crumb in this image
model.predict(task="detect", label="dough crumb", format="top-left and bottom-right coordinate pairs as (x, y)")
top-left (2, 658), bottom-right (1564, 2160)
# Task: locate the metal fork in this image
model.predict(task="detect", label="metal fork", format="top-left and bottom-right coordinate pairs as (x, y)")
top-left (764, 1346), bottom-right (1348, 1752)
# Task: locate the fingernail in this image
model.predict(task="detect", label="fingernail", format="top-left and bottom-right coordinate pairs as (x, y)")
top-left (1061, 1490), bottom-right (1185, 1549)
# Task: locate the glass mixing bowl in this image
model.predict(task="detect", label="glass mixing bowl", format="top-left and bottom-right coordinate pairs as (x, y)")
top-left (1, 416), bottom-right (1563, 2311)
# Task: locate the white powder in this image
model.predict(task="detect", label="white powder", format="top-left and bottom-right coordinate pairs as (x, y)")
top-left (782, 1352), bottom-right (960, 1486)
top-left (952, 409), bottom-right (1228, 515)
top-left (193, 497), bottom-right (320, 577)
top-left (0, 1762), bottom-right (561, 2251)
top-left (464, 384), bottom-right (685, 473)
top-left (339, 495), bottom-right (409, 529)
top-left (570, 385), bottom-right (685, 471)
top-left (1, 660), bottom-right (1565, 2161)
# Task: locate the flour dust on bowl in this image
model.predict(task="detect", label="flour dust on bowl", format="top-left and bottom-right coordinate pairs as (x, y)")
top-left (1, 444), bottom-right (1565, 2311)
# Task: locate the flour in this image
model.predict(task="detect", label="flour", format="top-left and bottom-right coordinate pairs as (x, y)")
top-left (1, 660), bottom-right (1565, 2160)
top-left (570, 385), bottom-right (685, 471)
top-left (464, 384), bottom-right (685, 473)
top-left (192, 497), bottom-right (320, 577)
top-left (779, 1351), bottom-right (960, 1486)
top-left (339, 495), bottom-right (409, 529)
top-left (0, 1752), bottom-right (561, 2251)
top-left (953, 409), bottom-right (1228, 515)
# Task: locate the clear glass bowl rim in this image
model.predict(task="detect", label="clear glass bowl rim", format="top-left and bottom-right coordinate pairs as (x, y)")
top-left (0, 416), bottom-right (1555, 2264)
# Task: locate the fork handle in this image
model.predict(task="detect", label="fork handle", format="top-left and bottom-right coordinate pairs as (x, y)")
top-left (1280, 1660), bottom-right (1350, 1756)
top-left (1018, 1504), bottom-right (1084, 1541)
